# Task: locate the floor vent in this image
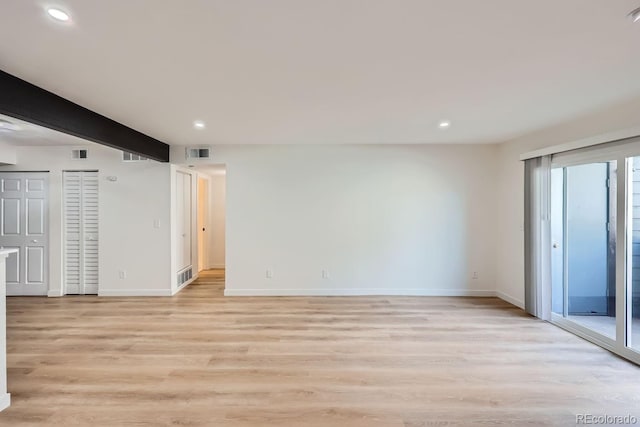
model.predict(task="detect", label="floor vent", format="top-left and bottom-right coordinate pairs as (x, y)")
top-left (177, 267), bottom-right (193, 286)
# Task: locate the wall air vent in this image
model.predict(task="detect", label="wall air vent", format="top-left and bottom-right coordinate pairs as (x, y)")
top-left (177, 266), bottom-right (193, 286)
top-left (122, 151), bottom-right (148, 162)
top-left (185, 147), bottom-right (211, 160)
top-left (71, 149), bottom-right (88, 160)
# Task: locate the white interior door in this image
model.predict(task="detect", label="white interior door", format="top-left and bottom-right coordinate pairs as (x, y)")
top-left (64, 171), bottom-right (99, 295)
top-left (0, 172), bottom-right (49, 296)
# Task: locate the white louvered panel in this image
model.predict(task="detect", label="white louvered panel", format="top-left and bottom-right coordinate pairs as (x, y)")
top-left (63, 172), bottom-right (82, 294)
top-left (82, 172), bottom-right (99, 294)
top-left (63, 171), bottom-right (99, 295)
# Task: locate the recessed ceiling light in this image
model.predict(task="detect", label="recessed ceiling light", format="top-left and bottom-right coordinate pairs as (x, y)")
top-left (438, 121), bottom-right (451, 129)
top-left (629, 7), bottom-right (640, 23)
top-left (47, 8), bottom-right (70, 22)
top-left (193, 120), bottom-right (206, 130)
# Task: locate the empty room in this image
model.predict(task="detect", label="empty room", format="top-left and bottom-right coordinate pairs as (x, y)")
top-left (1, 1), bottom-right (640, 426)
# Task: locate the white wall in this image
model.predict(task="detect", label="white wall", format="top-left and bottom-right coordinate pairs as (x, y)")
top-left (173, 144), bottom-right (500, 296)
top-left (0, 142), bottom-right (16, 165)
top-left (209, 173), bottom-right (226, 268)
top-left (0, 144), bottom-right (173, 296)
top-left (496, 96), bottom-right (640, 308)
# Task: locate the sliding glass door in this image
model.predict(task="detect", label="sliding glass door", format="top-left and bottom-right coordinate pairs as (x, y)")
top-left (542, 140), bottom-right (640, 364)
top-left (551, 161), bottom-right (617, 340)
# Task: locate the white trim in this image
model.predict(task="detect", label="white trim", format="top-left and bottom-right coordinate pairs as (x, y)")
top-left (520, 126), bottom-right (640, 160)
top-left (47, 290), bottom-right (63, 297)
top-left (224, 288), bottom-right (496, 297)
top-left (496, 291), bottom-right (524, 308)
top-left (0, 393), bottom-right (10, 412)
top-left (98, 289), bottom-right (173, 297)
top-left (210, 264), bottom-right (225, 269)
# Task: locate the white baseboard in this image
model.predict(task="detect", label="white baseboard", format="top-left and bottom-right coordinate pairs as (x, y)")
top-left (0, 393), bottom-right (10, 412)
top-left (496, 291), bottom-right (524, 308)
top-left (210, 264), bottom-right (225, 269)
top-left (224, 288), bottom-right (497, 297)
top-left (47, 290), bottom-right (64, 297)
top-left (53, 285), bottom-right (522, 303)
top-left (98, 289), bottom-right (173, 297)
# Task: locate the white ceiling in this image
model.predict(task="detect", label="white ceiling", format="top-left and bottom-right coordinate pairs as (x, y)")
top-left (1, 1), bottom-right (640, 146)
top-left (0, 114), bottom-right (89, 146)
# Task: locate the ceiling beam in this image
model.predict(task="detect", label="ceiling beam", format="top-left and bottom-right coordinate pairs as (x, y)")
top-left (0, 70), bottom-right (170, 162)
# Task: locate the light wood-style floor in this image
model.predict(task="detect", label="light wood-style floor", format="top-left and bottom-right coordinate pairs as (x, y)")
top-left (1, 270), bottom-right (639, 426)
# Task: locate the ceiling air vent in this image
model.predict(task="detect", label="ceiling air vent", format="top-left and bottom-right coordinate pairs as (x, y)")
top-left (71, 149), bottom-right (88, 160)
top-left (185, 147), bottom-right (211, 160)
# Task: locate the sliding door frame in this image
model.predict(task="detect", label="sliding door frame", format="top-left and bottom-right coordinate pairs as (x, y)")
top-left (549, 137), bottom-right (640, 365)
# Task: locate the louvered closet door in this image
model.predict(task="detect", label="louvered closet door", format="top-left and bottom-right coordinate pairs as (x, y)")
top-left (63, 171), bottom-right (99, 295)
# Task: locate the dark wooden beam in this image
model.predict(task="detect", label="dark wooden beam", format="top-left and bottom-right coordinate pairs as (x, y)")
top-left (0, 70), bottom-right (170, 162)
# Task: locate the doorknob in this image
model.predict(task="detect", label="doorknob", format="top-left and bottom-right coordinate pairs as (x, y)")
top-left (552, 243), bottom-right (559, 248)
top-left (31, 239), bottom-right (38, 243)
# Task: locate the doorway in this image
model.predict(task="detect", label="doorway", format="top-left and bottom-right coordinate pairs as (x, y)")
top-left (194, 165), bottom-right (225, 286)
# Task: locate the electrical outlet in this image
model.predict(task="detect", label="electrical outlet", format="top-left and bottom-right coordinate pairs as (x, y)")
top-left (153, 219), bottom-right (161, 228)
top-left (322, 269), bottom-right (330, 279)
top-left (119, 270), bottom-right (127, 279)
top-left (472, 271), bottom-right (478, 280)
top-left (266, 269), bottom-right (273, 279)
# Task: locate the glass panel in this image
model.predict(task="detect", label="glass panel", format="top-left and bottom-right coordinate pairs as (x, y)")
top-left (627, 157), bottom-right (640, 351)
top-left (551, 161), bottom-right (617, 339)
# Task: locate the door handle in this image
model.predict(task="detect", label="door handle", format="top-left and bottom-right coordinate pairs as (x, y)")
top-left (31, 239), bottom-right (39, 243)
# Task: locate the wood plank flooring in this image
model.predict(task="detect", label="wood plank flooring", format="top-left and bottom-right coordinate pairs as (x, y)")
top-left (1, 269), bottom-right (639, 426)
